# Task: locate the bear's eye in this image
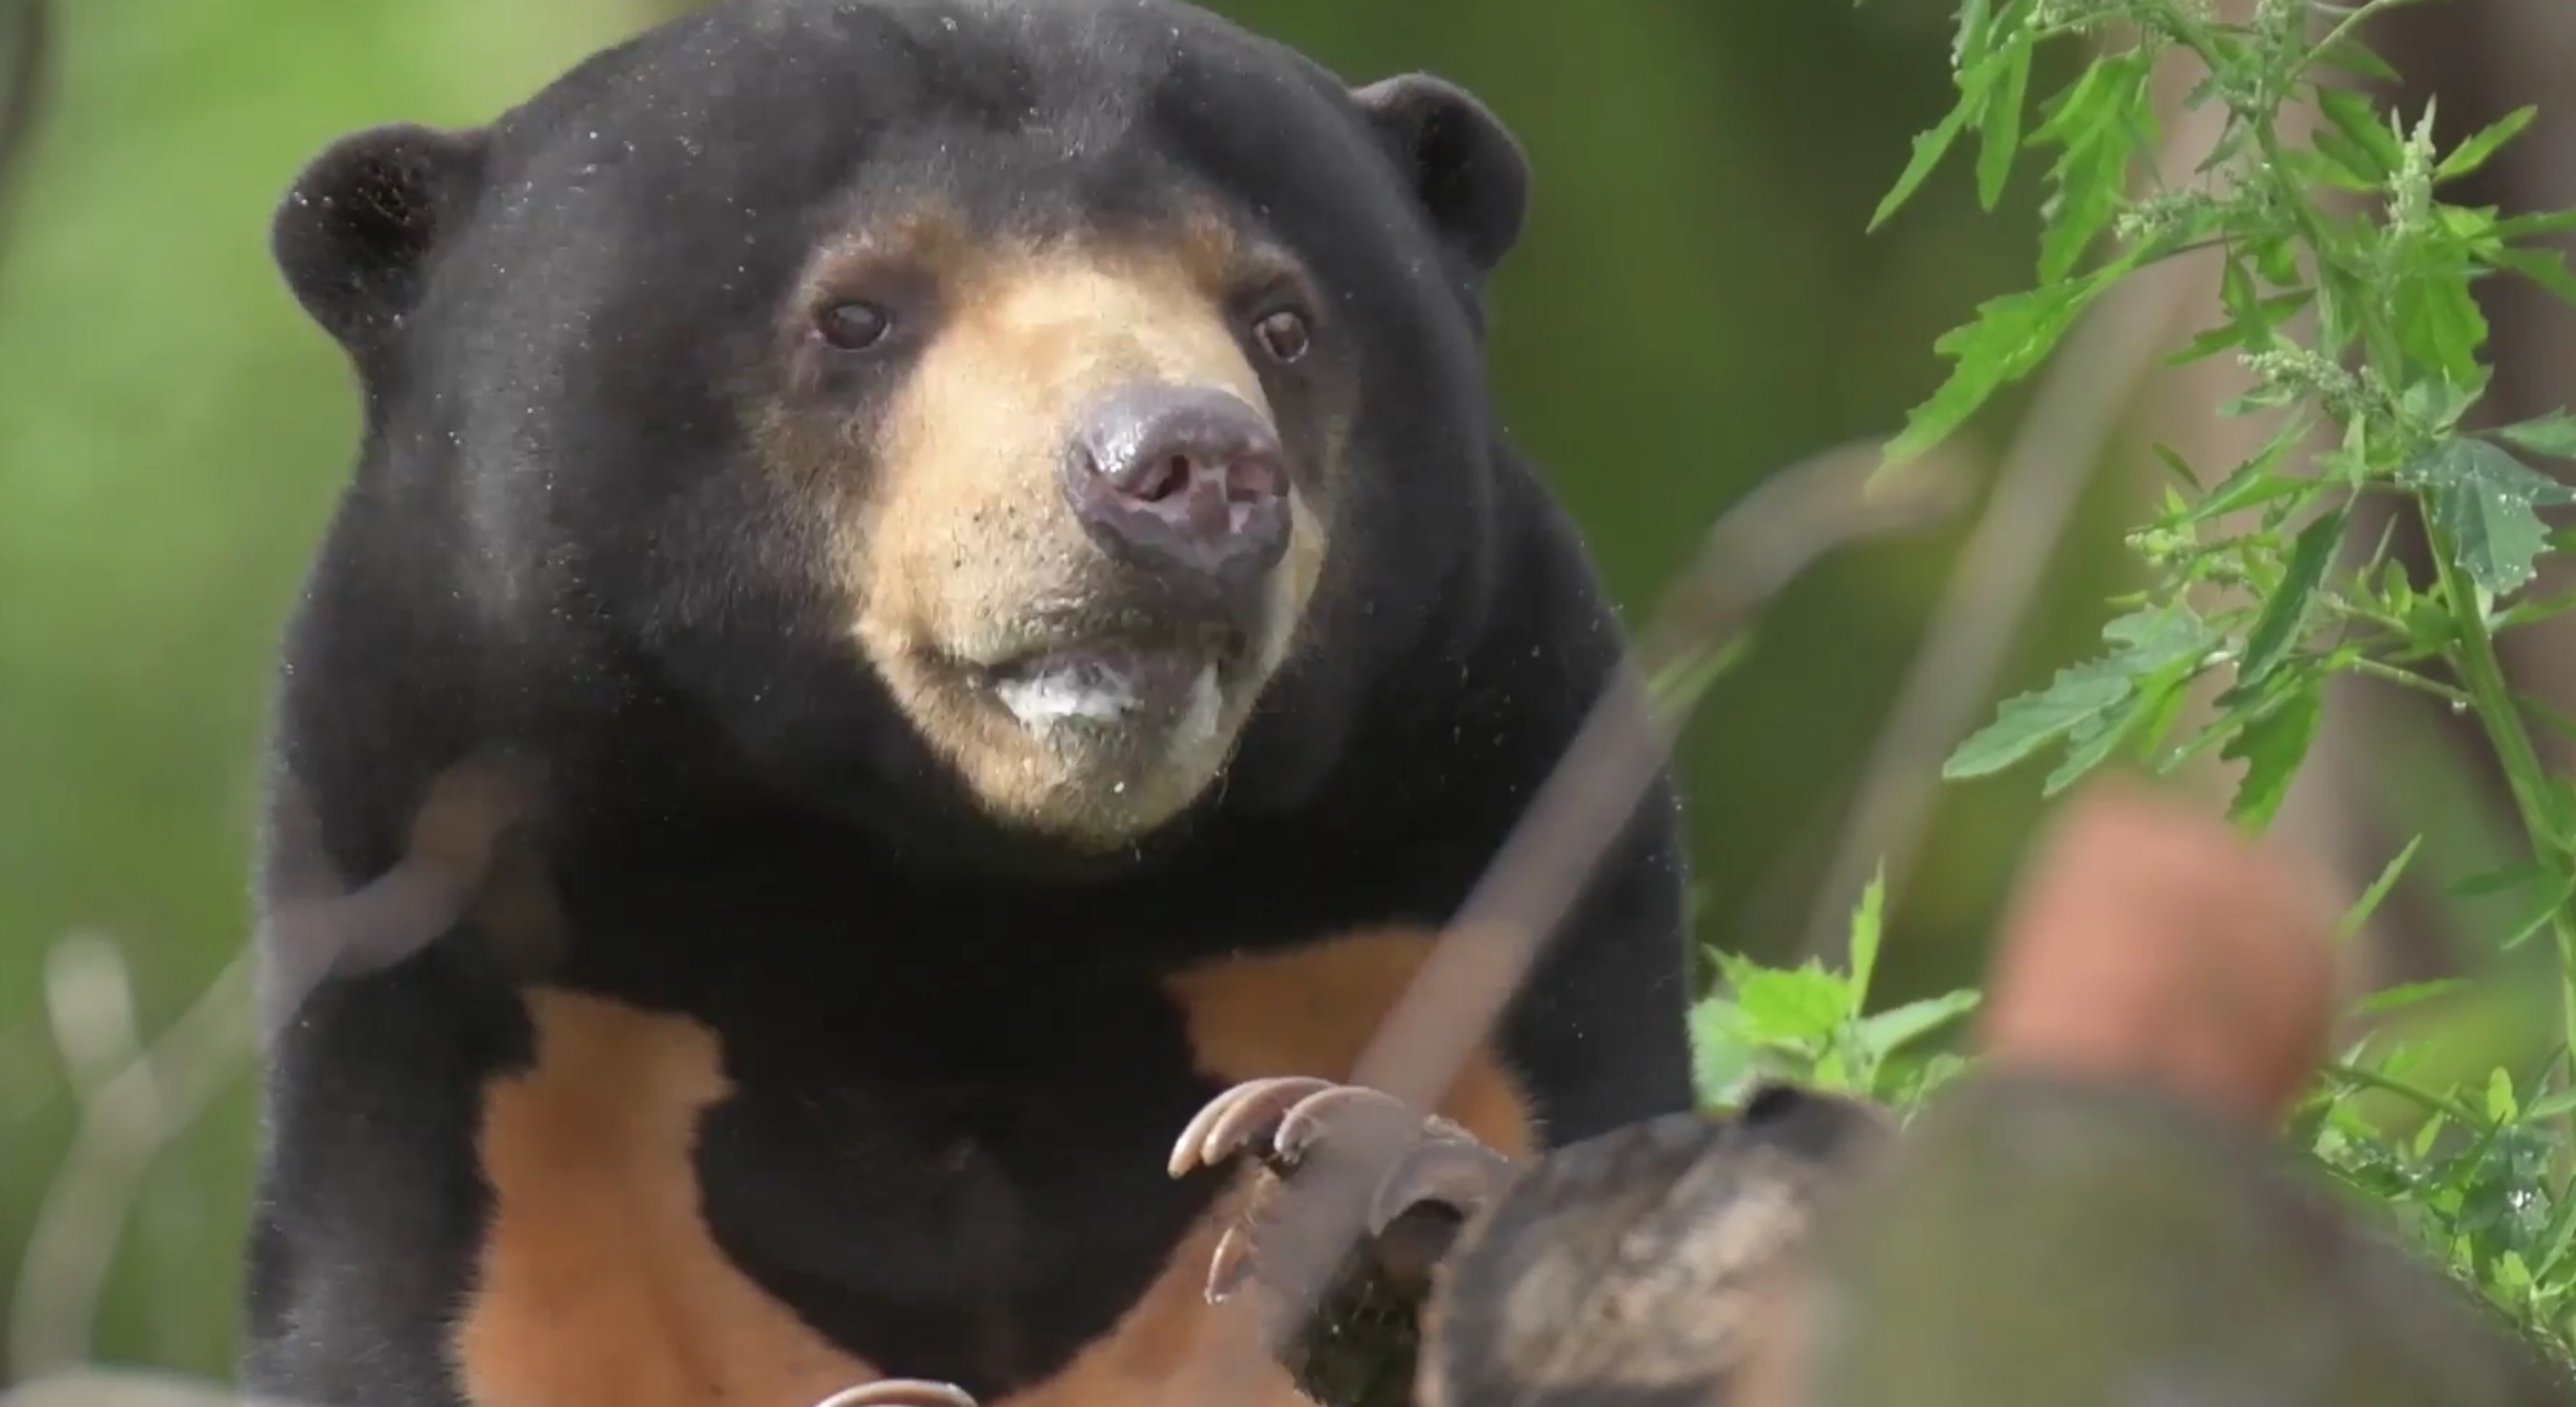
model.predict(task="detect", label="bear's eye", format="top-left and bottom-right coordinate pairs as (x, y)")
top-left (1253, 307), bottom-right (1312, 365)
top-left (818, 300), bottom-right (894, 352)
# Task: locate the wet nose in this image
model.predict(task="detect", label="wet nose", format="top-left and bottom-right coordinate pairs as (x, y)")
top-left (1059, 384), bottom-right (1291, 588)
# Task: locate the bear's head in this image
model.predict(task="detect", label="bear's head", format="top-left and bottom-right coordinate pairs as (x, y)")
top-left (271, 0), bottom-right (1534, 858)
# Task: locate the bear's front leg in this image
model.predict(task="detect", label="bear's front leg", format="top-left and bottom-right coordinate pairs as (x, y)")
top-left (1169, 1077), bottom-right (1519, 1407)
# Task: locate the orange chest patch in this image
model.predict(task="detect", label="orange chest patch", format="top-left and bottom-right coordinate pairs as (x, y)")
top-left (452, 926), bottom-right (1533, 1407)
top-left (452, 991), bottom-right (871, 1407)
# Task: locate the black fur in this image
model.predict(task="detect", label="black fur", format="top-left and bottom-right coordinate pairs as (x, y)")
top-left (270, 123), bottom-right (487, 353)
top-left (1352, 75), bottom-right (1528, 277)
top-left (243, 1), bottom-right (1695, 1402)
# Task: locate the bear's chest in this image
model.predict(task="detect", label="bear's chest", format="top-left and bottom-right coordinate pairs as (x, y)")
top-left (450, 925), bottom-right (1537, 1407)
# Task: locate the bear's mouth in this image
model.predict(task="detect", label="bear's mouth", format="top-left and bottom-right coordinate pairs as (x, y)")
top-left (964, 623), bottom-right (1254, 742)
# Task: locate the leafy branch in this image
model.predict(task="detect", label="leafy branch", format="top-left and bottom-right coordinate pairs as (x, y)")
top-left (1870, 0), bottom-right (2576, 1056)
top-left (1788, 0), bottom-right (2576, 1359)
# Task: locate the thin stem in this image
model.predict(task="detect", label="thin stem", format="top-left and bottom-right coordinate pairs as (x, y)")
top-left (2349, 655), bottom-right (2471, 708)
top-left (2323, 1058), bottom-right (2488, 1129)
top-left (2427, 519), bottom-right (2576, 1084)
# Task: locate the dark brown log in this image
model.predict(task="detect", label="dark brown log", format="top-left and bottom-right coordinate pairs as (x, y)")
top-left (1211, 1073), bottom-right (2572, 1407)
top-left (1197, 1080), bottom-right (1884, 1407)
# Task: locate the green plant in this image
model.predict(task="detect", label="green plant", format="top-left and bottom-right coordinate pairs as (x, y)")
top-left (1686, 0), bottom-right (2576, 1360)
top-left (1691, 870), bottom-right (1981, 1110)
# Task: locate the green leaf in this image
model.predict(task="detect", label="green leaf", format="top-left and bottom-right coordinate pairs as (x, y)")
top-left (2439, 105), bottom-right (2538, 183)
top-left (2544, 775), bottom-right (2576, 852)
top-left (2030, 50), bottom-right (2153, 282)
top-left (2170, 289), bottom-right (2314, 369)
top-left (2253, 232), bottom-right (2305, 293)
top-left (2397, 276), bottom-right (2491, 387)
top-left (2399, 436), bottom-right (2576, 595)
top-left (2311, 125), bottom-right (2390, 188)
top-left (1974, 33), bottom-right (2034, 211)
top-left (2401, 371), bottom-right (2489, 437)
top-left (2498, 871), bottom-right (2576, 954)
top-left (2237, 508), bottom-right (2348, 687)
top-left (2312, 258), bottom-right (2367, 361)
top-left (2401, 588), bottom-right (2457, 653)
top-left (1688, 1001), bottom-right (1762, 1105)
top-left (2525, 1083), bottom-right (2576, 1123)
top-left (1952, 0), bottom-right (1996, 72)
top-left (2451, 861), bottom-right (2545, 899)
top-left (1872, 90), bottom-right (1983, 232)
top-left (2130, 659), bottom-right (2198, 761)
top-left (2184, 414), bottom-right (2320, 523)
top-left (2487, 1067), bottom-right (2520, 1124)
top-left (1846, 863), bottom-right (1888, 1007)
top-left (2489, 209), bottom-right (2576, 243)
top-left (2219, 252), bottom-right (2261, 326)
top-left (2341, 835), bottom-right (2425, 940)
top-left (1884, 259), bottom-right (2131, 467)
top-left (2374, 557), bottom-right (2419, 618)
top-left (2318, 86), bottom-right (2405, 178)
top-left (1948, 666), bottom-right (2132, 782)
top-left (2316, 33), bottom-right (2402, 85)
top-left (2041, 681), bottom-right (2150, 796)
top-left (2493, 246), bottom-right (2576, 313)
top-left (2353, 976), bottom-right (2467, 1016)
top-left (1812, 1047), bottom-right (1854, 1095)
top-left (1854, 990), bottom-right (1981, 1063)
top-left (2413, 1108), bottom-right (2449, 1159)
top-left (2223, 684), bottom-right (2322, 832)
top-left (2500, 410), bottom-right (2576, 461)
top-left (1712, 953), bottom-right (1854, 1046)
top-left (1945, 604), bottom-right (2214, 780)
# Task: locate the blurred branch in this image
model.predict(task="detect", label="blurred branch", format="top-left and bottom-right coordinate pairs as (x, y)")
top-left (1355, 437), bottom-right (1971, 1110)
top-left (8, 937), bottom-right (258, 1377)
top-left (1170, 436), bottom-right (1969, 1397)
top-left (1796, 44), bottom-right (2239, 962)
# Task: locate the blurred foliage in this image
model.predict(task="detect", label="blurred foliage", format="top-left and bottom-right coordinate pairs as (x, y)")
top-left (1712, 0), bottom-right (2576, 1363)
top-left (0, 0), bottom-right (2160, 1381)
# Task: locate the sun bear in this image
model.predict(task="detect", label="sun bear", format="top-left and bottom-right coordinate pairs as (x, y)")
top-left (240, 3), bottom-right (1696, 1406)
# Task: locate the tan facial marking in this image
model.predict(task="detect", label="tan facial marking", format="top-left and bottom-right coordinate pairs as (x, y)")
top-left (853, 243), bottom-right (1276, 660)
top-left (783, 220), bottom-right (1335, 847)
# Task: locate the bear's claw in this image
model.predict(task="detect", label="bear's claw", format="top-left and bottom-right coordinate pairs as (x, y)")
top-left (1173, 1077), bottom-right (1515, 1304)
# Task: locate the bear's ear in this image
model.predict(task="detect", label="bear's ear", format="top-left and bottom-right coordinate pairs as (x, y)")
top-left (271, 123), bottom-right (489, 351)
top-left (1351, 74), bottom-right (1530, 275)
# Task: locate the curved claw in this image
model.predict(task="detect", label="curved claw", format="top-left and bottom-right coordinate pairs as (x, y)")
top-left (813, 1381), bottom-right (978, 1407)
top-left (1182, 1079), bottom-right (1517, 1312)
top-left (1169, 1075), bottom-right (1338, 1178)
top-left (1365, 1134), bottom-right (1515, 1236)
top-left (1271, 1083), bottom-right (1410, 1167)
top-left (1206, 1223), bottom-right (1258, 1303)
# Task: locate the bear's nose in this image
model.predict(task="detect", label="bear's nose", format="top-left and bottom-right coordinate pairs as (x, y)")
top-left (1060, 384), bottom-right (1292, 589)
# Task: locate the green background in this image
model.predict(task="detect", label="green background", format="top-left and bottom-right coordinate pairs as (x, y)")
top-left (0, 0), bottom-right (2143, 1379)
